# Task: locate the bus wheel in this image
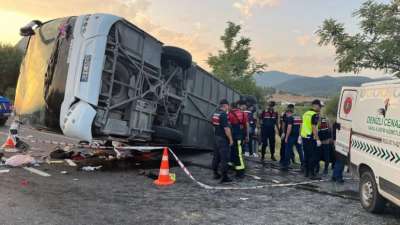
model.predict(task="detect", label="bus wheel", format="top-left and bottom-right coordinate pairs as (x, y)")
top-left (359, 170), bottom-right (386, 213)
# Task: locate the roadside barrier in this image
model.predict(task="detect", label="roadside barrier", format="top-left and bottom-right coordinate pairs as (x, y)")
top-left (167, 147), bottom-right (328, 190)
top-left (154, 147), bottom-right (175, 186)
top-left (1, 134), bottom-right (16, 149)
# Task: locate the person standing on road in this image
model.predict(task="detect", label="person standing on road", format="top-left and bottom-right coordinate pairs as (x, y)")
top-left (260, 101), bottom-right (279, 162)
top-left (301, 100), bottom-right (322, 180)
top-left (244, 105), bottom-right (257, 157)
top-left (228, 101), bottom-right (247, 178)
top-left (281, 104), bottom-right (304, 171)
top-left (279, 108), bottom-right (288, 164)
top-left (318, 115), bottom-right (332, 176)
top-left (212, 99), bottom-right (234, 183)
top-left (331, 120), bottom-right (345, 183)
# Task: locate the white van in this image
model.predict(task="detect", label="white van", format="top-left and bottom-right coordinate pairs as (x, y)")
top-left (336, 80), bottom-right (400, 213)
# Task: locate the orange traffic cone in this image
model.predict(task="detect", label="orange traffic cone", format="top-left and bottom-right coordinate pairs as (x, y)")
top-left (154, 147), bottom-right (175, 186)
top-left (1, 135), bottom-right (16, 149)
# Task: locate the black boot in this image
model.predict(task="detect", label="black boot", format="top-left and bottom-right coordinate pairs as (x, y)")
top-left (213, 172), bottom-right (222, 180)
top-left (235, 170), bottom-right (245, 179)
top-left (220, 174), bottom-right (233, 183)
top-left (271, 155), bottom-right (277, 161)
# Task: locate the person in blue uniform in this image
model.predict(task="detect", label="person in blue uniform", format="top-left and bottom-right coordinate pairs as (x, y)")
top-left (281, 104), bottom-right (304, 171)
top-left (244, 105), bottom-right (257, 157)
top-left (212, 99), bottom-right (234, 183)
top-left (260, 101), bottom-right (279, 161)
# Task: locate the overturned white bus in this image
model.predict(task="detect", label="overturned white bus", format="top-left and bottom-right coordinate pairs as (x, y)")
top-left (15, 13), bottom-right (244, 149)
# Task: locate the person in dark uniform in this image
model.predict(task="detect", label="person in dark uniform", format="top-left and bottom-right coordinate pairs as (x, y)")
top-left (318, 115), bottom-right (332, 175)
top-left (281, 104), bottom-right (304, 171)
top-left (331, 120), bottom-right (345, 183)
top-left (301, 99), bottom-right (322, 180)
top-left (279, 109), bottom-right (288, 164)
top-left (260, 101), bottom-right (279, 161)
top-left (244, 105), bottom-right (257, 157)
top-left (228, 101), bottom-right (247, 178)
top-left (212, 99), bottom-right (234, 183)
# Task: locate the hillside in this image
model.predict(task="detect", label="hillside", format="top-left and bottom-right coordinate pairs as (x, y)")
top-left (255, 71), bottom-right (389, 97)
top-left (254, 71), bottom-right (301, 87)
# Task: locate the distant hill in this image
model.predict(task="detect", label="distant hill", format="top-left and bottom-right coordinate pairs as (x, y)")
top-left (254, 71), bottom-right (301, 87)
top-left (255, 71), bottom-right (390, 97)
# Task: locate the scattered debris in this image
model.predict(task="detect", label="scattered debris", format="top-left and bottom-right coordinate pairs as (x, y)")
top-left (0, 169), bottom-right (10, 173)
top-left (5, 155), bottom-right (36, 167)
top-left (65, 159), bottom-right (77, 167)
top-left (60, 171), bottom-right (68, 174)
top-left (239, 198), bottom-right (249, 201)
top-left (50, 147), bottom-right (74, 159)
top-left (73, 178), bottom-right (79, 181)
top-left (23, 167), bottom-right (51, 177)
top-left (272, 179), bottom-right (281, 184)
top-left (46, 160), bottom-right (64, 164)
top-left (81, 166), bottom-right (102, 172)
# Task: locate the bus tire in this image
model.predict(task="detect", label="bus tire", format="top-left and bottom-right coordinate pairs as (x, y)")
top-left (152, 126), bottom-right (183, 144)
top-left (359, 170), bottom-right (386, 213)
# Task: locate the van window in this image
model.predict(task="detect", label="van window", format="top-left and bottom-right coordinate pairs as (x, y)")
top-left (339, 89), bottom-right (358, 121)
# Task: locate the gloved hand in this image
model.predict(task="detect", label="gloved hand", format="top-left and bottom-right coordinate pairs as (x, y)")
top-left (297, 136), bottom-right (302, 145)
top-left (281, 133), bottom-right (285, 140)
top-left (316, 140), bottom-right (322, 147)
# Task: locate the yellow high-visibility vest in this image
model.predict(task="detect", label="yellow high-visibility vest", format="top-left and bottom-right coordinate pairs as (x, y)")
top-left (301, 110), bottom-right (317, 138)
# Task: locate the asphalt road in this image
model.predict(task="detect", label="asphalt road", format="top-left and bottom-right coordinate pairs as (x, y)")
top-left (0, 124), bottom-right (399, 225)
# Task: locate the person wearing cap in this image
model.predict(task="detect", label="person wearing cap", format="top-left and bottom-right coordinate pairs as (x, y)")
top-left (281, 104), bottom-right (304, 171)
top-left (244, 105), bottom-right (257, 157)
top-left (317, 113), bottom-right (332, 176)
top-left (301, 99), bottom-right (322, 179)
top-left (211, 99), bottom-right (234, 183)
top-left (260, 101), bottom-right (279, 161)
top-left (228, 100), bottom-right (247, 178)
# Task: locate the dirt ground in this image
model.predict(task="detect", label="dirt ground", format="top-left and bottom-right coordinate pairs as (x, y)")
top-left (0, 125), bottom-right (399, 225)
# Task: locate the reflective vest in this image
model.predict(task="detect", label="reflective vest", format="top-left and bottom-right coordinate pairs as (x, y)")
top-left (301, 110), bottom-right (317, 138)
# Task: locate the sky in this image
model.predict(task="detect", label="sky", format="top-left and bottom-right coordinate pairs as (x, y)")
top-left (0, 0), bottom-right (392, 78)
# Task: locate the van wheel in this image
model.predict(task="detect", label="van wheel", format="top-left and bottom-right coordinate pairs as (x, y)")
top-left (161, 46), bottom-right (192, 70)
top-left (359, 170), bottom-right (386, 213)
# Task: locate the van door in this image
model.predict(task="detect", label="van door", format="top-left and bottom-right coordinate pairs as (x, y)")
top-left (375, 85), bottom-right (400, 205)
top-left (336, 87), bottom-right (358, 157)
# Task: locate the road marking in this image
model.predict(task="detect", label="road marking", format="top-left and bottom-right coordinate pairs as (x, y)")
top-left (23, 167), bottom-right (51, 177)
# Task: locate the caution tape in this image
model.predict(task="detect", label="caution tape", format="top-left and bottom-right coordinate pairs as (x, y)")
top-left (167, 148), bottom-right (328, 190)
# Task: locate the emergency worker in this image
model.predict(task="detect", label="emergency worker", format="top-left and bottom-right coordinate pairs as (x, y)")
top-left (318, 115), bottom-right (332, 175)
top-left (260, 101), bottom-right (279, 161)
top-left (279, 108), bottom-right (289, 164)
top-left (228, 101), bottom-right (247, 178)
top-left (281, 104), bottom-right (304, 171)
top-left (244, 105), bottom-right (257, 157)
top-left (301, 99), bottom-right (322, 180)
top-left (212, 99), bottom-right (234, 183)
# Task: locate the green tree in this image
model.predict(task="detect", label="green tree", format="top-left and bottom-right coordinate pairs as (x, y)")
top-left (317, 0), bottom-right (400, 77)
top-left (0, 43), bottom-right (23, 99)
top-left (324, 95), bottom-right (340, 119)
top-left (207, 22), bottom-right (267, 102)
